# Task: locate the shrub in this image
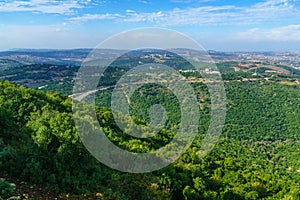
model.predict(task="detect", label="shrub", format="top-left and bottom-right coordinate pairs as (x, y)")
top-left (0, 179), bottom-right (15, 199)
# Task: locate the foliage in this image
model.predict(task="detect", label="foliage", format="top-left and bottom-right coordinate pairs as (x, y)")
top-left (0, 62), bottom-right (300, 199)
top-left (0, 179), bottom-right (15, 199)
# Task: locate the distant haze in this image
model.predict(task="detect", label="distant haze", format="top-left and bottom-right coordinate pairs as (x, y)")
top-left (1, 0), bottom-right (300, 51)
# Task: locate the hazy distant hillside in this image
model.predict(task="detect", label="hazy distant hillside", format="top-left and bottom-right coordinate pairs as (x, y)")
top-left (0, 49), bottom-right (299, 98)
top-left (0, 59), bottom-right (23, 70)
top-left (0, 49), bottom-right (90, 65)
top-left (0, 49), bottom-right (300, 67)
top-left (0, 49), bottom-right (126, 65)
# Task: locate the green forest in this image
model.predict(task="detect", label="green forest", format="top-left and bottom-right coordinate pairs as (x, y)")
top-left (1, 62), bottom-right (300, 199)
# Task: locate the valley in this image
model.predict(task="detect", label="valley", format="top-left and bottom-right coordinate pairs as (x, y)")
top-left (0, 49), bottom-right (299, 199)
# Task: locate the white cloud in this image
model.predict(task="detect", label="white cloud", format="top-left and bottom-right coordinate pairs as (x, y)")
top-left (66, 0), bottom-right (299, 26)
top-left (121, 0), bottom-right (298, 26)
top-left (237, 25), bottom-right (300, 41)
top-left (125, 9), bottom-right (135, 13)
top-left (69, 13), bottom-right (122, 23)
top-left (1, 0), bottom-right (297, 26)
top-left (170, 0), bottom-right (214, 3)
top-left (138, 0), bottom-right (151, 4)
top-left (0, 0), bottom-right (90, 14)
top-left (122, 6), bottom-right (239, 25)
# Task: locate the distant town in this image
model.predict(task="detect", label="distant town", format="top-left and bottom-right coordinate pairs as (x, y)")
top-left (1, 49), bottom-right (300, 69)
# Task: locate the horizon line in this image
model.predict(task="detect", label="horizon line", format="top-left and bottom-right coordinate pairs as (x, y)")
top-left (1, 48), bottom-right (300, 54)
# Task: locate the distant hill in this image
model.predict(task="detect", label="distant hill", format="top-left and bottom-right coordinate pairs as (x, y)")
top-left (0, 49), bottom-right (125, 65)
top-left (0, 49), bottom-right (91, 65)
top-left (0, 59), bottom-right (23, 70)
top-left (0, 49), bottom-right (299, 67)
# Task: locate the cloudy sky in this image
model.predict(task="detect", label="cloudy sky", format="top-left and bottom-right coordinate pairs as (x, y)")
top-left (1, 0), bottom-right (300, 51)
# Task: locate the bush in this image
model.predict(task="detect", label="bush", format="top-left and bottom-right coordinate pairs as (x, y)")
top-left (0, 179), bottom-right (15, 199)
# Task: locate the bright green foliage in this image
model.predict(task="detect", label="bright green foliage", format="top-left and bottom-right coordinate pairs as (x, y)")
top-left (0, 74), bottom-right (300, 199)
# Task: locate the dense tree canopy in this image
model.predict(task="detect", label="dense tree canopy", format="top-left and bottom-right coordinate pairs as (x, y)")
top-left (0, 70), bottom-right (300, 199)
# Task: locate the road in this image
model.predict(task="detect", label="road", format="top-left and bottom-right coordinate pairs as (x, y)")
top-left (69, 85), bottom-right (113, 101)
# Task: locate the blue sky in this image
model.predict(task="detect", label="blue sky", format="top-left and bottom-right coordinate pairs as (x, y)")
top-left (0, 0), bottom-right (300, 51)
